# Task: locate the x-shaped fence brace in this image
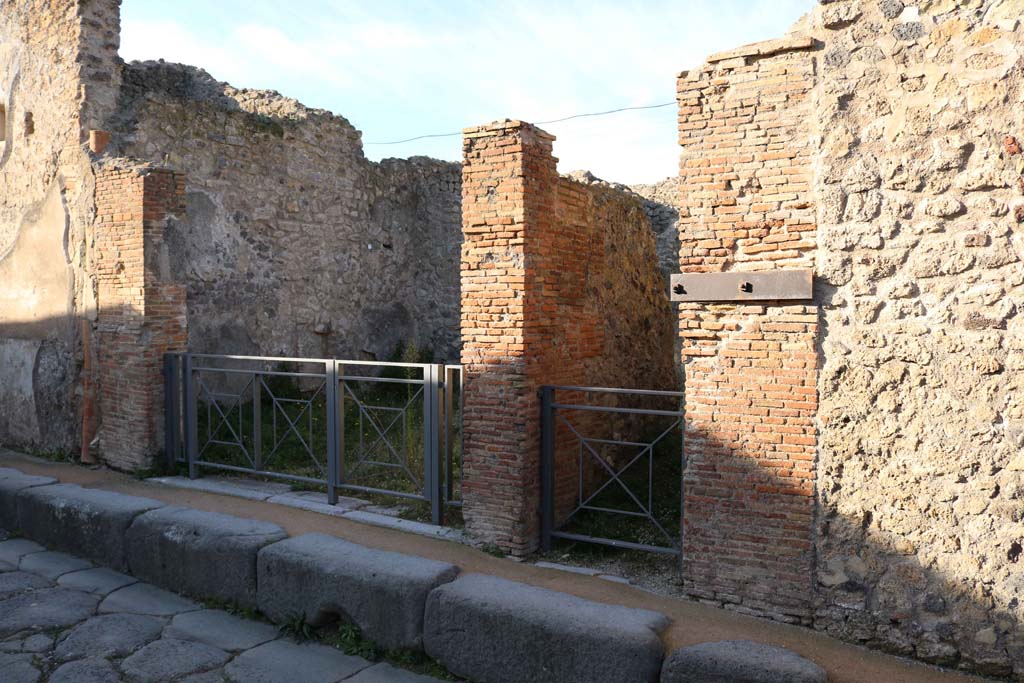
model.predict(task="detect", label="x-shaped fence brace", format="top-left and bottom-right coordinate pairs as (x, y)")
top-left (197, 374), bottom-right (254, 467)
top-left (558, 414), bottom-right (681, 548)
top-left (262, 376), bottom-right (327, 477)
top-left (342, 381), bottom-right (424, 489)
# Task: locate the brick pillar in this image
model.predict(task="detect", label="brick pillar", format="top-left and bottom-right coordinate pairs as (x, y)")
top-left (459, 120), bottom-right (560, 554)
top-left (94, 166), bottom-right (187, 471)
top-left (676, 38), bottom-right (819, 623)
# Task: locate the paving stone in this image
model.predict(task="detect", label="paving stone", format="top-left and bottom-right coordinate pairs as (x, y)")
top-left (660, 640), bottom-right (827, 683)
top-left (0, 559), bottom-right (15, 572)
top-left (179, 672), bottom-right (228, 683)
top-left (50, 657), bottom-right (119, 683)
top-left (120, 638), bottom-right (230, 683)
top-left (22, 633), bottom-right (54, 653)
top-left (55, 613), bottom-right (165, 661)
top-left (166, 609), bottom-right (279, 652)
top-left (0, 471), bottom-right (57, 531)
top-left (0, 587), bottom-right (99, 637)
top-left (126, 505), bottom-right (286, 608)
top-left (424, 573), bottom-right (669, 683)
top-left (16, 484), bottom-right (165, 570)
top-left (58, 567), bottom-right (137, 595)
top-left (345, 662), bottom-right (444, 682)
top-left (100, 582), bottom-right (199, 616)
top-left (19, 551), bottom-right (92, 579)
top-left (0, 652), bottom-right (40, 683)
top-left (225, 639), bottom-right (370, 683)
top-left (258, 533), bottom-right (458, 650)
top-left (0, 571), bottom-right (52, 599)
top-left (0, 539), bottom-right (44, 566)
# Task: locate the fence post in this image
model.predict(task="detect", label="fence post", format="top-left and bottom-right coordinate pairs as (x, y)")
top-left (163, 353), bottom-right (181, 471)
top-left (540, 386), bottom-right (555, 552)
top-left (444, 366), bottom-right (455, 502)
top-left (424, 364), bottom-right (444, 526)
top-left (183, 354), bottom-right (198, 479)
top-left (252, 372), bottom-right (262, 471)
top-left (325, 360), bottom-right (339, 506)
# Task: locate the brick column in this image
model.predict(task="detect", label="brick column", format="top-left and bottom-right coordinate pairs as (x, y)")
top-left (94, 166), bottom-right (187, 471)
top-left (459, 121), bottom-right (558, 553)
top-left (676, 39), bottom-right (819, 623)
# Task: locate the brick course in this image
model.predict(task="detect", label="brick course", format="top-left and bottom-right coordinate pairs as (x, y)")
top-left (460, 121), bottom-right (674, 554)
top-left (676, 43), bottom-right (819, 623)
top-left (94, 165), bottom-right (187, 470)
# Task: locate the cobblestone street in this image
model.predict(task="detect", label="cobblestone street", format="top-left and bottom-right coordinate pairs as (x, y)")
top-left (0, 531), bottom-right (442, 683)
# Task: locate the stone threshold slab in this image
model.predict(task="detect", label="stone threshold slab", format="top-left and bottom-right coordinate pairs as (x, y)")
top-left (147, 476), bottom-right (465, 544)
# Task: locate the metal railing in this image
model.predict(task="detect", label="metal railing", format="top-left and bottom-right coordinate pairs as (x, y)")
top-left (540, 385), bottom-right (685, 555)
top-left (164, 353), bottom-right (461, 525)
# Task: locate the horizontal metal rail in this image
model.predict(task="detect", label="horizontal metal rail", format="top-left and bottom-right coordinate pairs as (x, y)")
top-left (192, 367), bottom-right (327, 379)
top-left (550, 403), bottom-right (685, 417)
top-left (550, 531), bottom-right (681, 556)
top-left (542, 384), bottom-right (684, 397)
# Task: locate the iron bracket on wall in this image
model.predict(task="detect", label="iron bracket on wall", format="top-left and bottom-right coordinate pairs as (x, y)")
top-left (670, 269), bottom-right (813, 303)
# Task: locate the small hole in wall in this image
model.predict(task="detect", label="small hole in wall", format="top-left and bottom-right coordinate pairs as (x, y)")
top-left (1009, 541), bottom-right (1022, 564)
top-left (23, 111), bottom-right (33, 137)
top-left (0, 104), bottom-right (6, 142)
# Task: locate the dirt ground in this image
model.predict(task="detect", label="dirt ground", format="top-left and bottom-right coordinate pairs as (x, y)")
top-left (1, 450), bottom-right (993, 683)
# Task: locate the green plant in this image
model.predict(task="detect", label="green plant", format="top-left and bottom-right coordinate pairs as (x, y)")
top-left (480, 543), bottom-right (506, 558)
top-left (278, 613), bottom-right (315, 641)
top-left (332, 623), bottom-right (382, 661)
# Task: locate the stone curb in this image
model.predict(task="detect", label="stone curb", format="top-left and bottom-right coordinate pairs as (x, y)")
top-left (423, 573), bottom-right (670, 683)
top-left (126, 505), bottom-right (288, 609)
top-left (15, 483), bottom-right (165, 570)
top-left (0, 465), bottom-right (830, 682)
top-left (258, 532), bottom-right (459, 651)
top-left (660, 640), bottom-right (827, 682)
top-left (0, 470), bottom-right (57, 530)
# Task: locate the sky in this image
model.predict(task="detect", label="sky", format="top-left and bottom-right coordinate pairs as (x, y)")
top-left (119, 0), bottom-right (813, 185)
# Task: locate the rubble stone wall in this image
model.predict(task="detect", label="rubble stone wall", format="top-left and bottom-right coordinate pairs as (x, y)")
top-left (810, 0), bottom-right (1023, 676)
top-left (106, 62), bottom-right (463, 365)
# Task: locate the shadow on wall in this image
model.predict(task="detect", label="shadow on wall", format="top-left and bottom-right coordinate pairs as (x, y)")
top-left (683, 419), bottom-right (1022, 680)
top-left (0, 318), bottom-right (84, 456)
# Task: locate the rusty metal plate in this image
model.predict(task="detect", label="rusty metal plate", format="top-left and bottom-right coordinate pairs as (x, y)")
top-left (669, 269), bottom-right (813, 302)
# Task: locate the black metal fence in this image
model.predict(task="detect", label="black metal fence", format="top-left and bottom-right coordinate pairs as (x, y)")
top-left (164, 354), bottom-right (462, 525)
top-left (540, 385), bottom-right (685, 555)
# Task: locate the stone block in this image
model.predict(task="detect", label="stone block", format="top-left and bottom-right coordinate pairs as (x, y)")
top-left (0, 471), bottom-right (57, 531)
top-left (125, 506), bottom-right (286, 608)
top-left (257, 533), bottom-right (459, 651)
top-left (660, 640), bottom-right (826, 683)
top-left (423, 573), bottom-right (669, 683)
top-left (15, 484), bottom-right (164, 570)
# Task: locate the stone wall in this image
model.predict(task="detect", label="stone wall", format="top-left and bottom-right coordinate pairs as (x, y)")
top-left (106, 62), bottom-right (462, 365)
top-left (460, 120), bottom-right (675, 554)
top-left (809, 0), bottom-right (1023, 676)
top-left (678, 0), bottom-right (1024, 677)
top-left (0, 0), bottom-right (123, 453)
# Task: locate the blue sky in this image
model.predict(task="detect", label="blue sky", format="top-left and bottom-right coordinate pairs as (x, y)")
top-left (119, 1), bottom-right (813, 184)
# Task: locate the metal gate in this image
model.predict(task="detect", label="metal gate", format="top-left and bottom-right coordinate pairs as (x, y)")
top-left (163, 354), bottom-right (462, 525)
top-left (539, 385), bottom-right (685, 555)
